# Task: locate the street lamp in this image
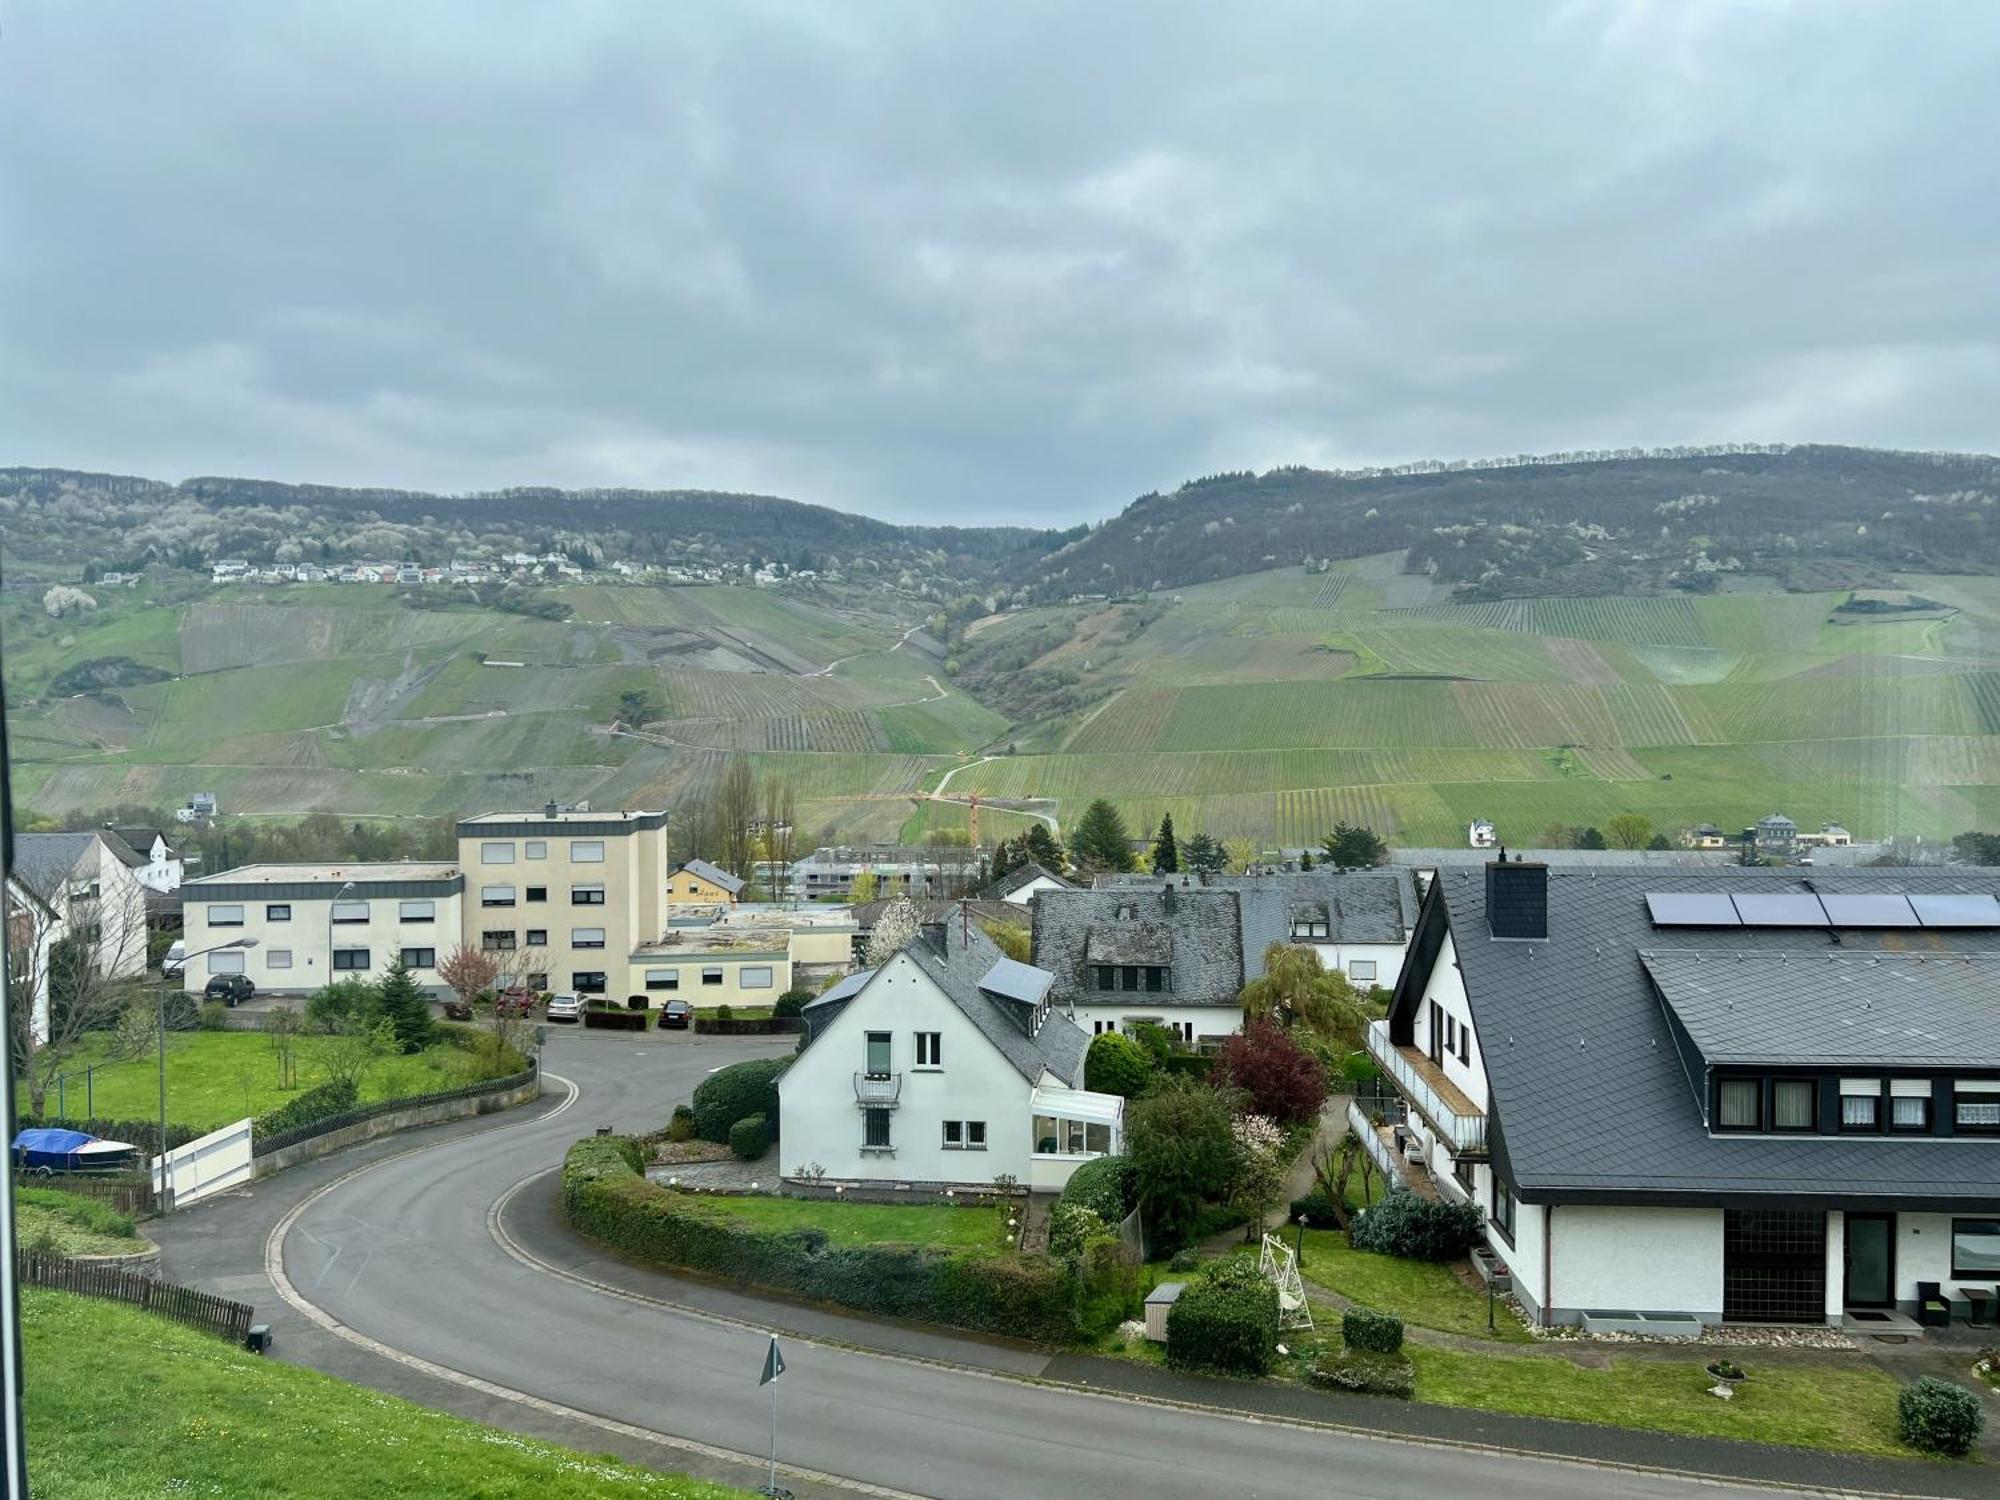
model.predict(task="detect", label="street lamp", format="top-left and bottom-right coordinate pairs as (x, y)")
top-left (158, 937), bottom-right (257, 1213)
top-left (326, 881), bottom-right (357, 984)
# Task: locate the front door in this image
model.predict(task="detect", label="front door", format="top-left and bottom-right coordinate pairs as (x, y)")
top-left (1845, 1213), bottom-right (1895, 1308)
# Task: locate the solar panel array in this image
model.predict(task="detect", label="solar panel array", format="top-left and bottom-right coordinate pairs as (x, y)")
top-left (1646, 890), bottom-right (2000, 929)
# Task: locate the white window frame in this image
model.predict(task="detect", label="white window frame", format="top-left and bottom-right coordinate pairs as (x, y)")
top-left (524, 840), bottom-right (547, 860)
top-left (267, 949), bottom-right (293, 970)
top-left (400, 947), bottom-right (437, 969)
top-left (570, 884), bottom-right (606, 905)
top-left (398, 899), bottom-right (435, 923)
top-left (1348, 959), bottom-right (1378, 983)
top-left (701, 966), bottom-right (724, 986)
top-left (915, 1032), bottom-right (942, 1067)
top-left (481, 885), bottom-right (517, 908)
top-left (645, 969), bottom-right (680, 991)
top-left (331, 899), bottom-right (370, 924)
top-left (332, 948), bottom-right (371, 971)
top-left (740, 965), bottom-right (774, 989)
top-left (208, 904), bottom-right (245, 927)
top-left (570, 927), bottom-right (606, 949)
top-left (480, 842), bottom-right (516, 864)
top-left (570, 840), bottom-right (605, 863)
top-left (942, 1120), bottom-right (964, 1149)
top-left (966, 1120), bottom-right (986, 1150)
top-left (265, 903), bottom-right (292, 922)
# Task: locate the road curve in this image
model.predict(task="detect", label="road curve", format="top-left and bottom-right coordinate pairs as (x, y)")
top-left (248, 1032), bottom-right (1820, 1500)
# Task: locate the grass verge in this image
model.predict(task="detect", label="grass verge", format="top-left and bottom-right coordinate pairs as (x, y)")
top-left (1296, 1228), bottom-right (1532, 1343)
top-left (22, 1289), bottom-right (755, 1499)
top-left (14, 1189), bottom-right (150, 1256)
top-left (688, 1191), bottom-right (1004, 1251)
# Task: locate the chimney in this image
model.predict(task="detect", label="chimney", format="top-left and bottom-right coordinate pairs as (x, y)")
top-left (1162, 883), bottom-right (1176, 916)
top-left (1485, 856), bottom-right (1548, 940)
top-left (918, 920), bottom-right (949, 957)
top-left (545, 801), bottom-right (559, 820)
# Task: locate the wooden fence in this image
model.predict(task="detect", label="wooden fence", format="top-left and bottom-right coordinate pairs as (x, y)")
top-left (18, 1251), bottom-right (254, 1345)
top-left (14, 1170), bottom-right (155, 1217)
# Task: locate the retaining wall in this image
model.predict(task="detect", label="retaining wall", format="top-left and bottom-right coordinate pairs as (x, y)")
top-left (251, 1072), bottom-right (543, 1178)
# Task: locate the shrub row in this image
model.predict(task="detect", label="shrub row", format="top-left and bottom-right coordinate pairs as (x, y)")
top-left (1312, 1349), bottom-right (1415, 1398)
top-left (251, 1064), bottom-right (536, 1157)
top-left (693, 1017), bottom-right (803, 1036)
top-left (561, 1136), bottom-right (1079, 1343)
top-left (1159, 1052), bottom-right (1214, 1081)
top-left (250, 1080), bottom-right (359, 1140)
top-left (1165, 1256), bottom-right (1279, 1377)
top-left (1351, 1191), bottom-right (1485, 1262)
top-left (583, 1007), bottom-right (649, 1031)
top-left (1341, 1307), bottom-right (1404, 1354)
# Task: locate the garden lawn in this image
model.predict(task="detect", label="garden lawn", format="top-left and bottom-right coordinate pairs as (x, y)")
top-left (1408, 1344), bottom-right (1909, 1458)
top-left (21, 1289), bottom-right (753, 1499)
top-left (46, 1032), bottom-right (493, 1131)
top-left (14, 1189), bottom-right (150, 1256)
top-left (1297, 1229), bottom-right (1533, 1343)
top-left (689, 1192), bottom-right (1004, 1251)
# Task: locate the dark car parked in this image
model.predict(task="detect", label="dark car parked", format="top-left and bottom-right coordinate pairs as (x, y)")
top-left (441, 997), bottom-right (474, 1021)
top-left (494, 987), bottom-right (536, 1016)
top-left (204, 973), bottom-right (256, 1007)
top-left (656, 999), bottom-right (694, 1030)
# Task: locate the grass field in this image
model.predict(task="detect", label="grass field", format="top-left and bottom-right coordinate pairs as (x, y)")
top-left (1297, 1229), bottom-right (1532, 1343)
top-left (686, 1192), bottom-right (1004, 1250)
top-left (21, 1290), bottom-right (752, 1499)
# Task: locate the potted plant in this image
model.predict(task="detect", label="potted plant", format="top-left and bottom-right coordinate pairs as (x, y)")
top-left (1705, 1359), bottom-right (1746, 1385)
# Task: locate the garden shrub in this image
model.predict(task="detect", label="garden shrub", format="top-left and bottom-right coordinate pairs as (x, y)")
top-left (1341, 1307), bottom-right (1404, 1354)
top-left (666, 1104), bottom-right (696, 1142)
top-left (1216, 1020), bottom-right (1328, 1126)
top-left (1058, 1154), bottom-right (1134, 1224)
top-left (773, 988), bottom-right (815, 1019)
top-left (1350, 1190), bottom-right (1485, 1262)
top-left (1075, 1233), bottom-right (1140, 1339)
top-left (252, 1079), bottom-right (360, 1139)
top-left (1165, 1258), bottom-right (1279, 1376)
top-left (1127, 1078), bottom-right (1238, 1253)
top-left (1897, 1376), bottom-right (1983, 1456)
top-left (1159, 1052), bottom-right (1213, 1081)
top-left (198, 1001), bottom-right (229, 1031)
top-left (716, 1003), bottom-right (734, 1021)
top-left (1289, 1189), bottom-right (1347, 1229)
top-left (1129, 1022), bottom-right (1176, 1065)
top-left (1048, 1203), bottom-right (1107, 1263)
top-left (1084, 1032), bottom-right (1153, 1099)
top-left (1311, 1350), bottom-right (1415, 1399)
top-left (561, 1136), bottom-right (1077, 1342)
top-left (1168, 1248), bottom-right (1201, 1273)
top-left (728, 1113), bottom-right (770, 1160)
top-left (691, 1057), bottom-right (788, 1143)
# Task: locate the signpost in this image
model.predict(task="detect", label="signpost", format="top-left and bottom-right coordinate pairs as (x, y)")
top-left (757, 1335), bottom-right (790, 1500)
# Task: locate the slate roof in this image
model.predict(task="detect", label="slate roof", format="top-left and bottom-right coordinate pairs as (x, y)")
top-left (1415, 865), bottom-right (2000, 1206)
top-left (849, 897), bottom-right (1020, 932)
top-left (1032, 886), bottom-right (1246, 1007)
top-left (978, 861), bottom-right (1075, 901)
top-left (906, 919), bottom-right (1088, 1085)
top-left (111, 826), bottom-right (170, 857)
top-left (678, 858), bottom-right (745, 896)
top-left (1085, 924), bottom-right (1173, 966)
top-left (100, 828), bottom-right (152, 869)
top-left (11, 833), bottom-right (96, 901)
top-left (1230, 870), bottom-right (1418, 972)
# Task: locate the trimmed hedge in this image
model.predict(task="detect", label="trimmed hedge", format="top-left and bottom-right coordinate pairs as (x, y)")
top-left (252, 1063), bottom-right (536, 1156)
top-left (728, 1113), bottom-right (770, 1160)
top-left (1165, 1257), bottom-right (1279, 1376)
top-left (1159, 1052), bottom-right (1214, 1081)
top-left (1083, 1033), bottom-right (1153, 1098)
top-left (1342, 1307), bottom-right (1404, 1354)
top-left (1312, 1350), bottom-right (1414, 1398)
top-left (690, 1057), bottom-right (788, 1144)
top-left (251, 1079), bottom-right (359, 1139)
top-left (561, 1135), bottom-right (1078, 1342)
top-left (1897, 1376), bottom-right (1983, 1456)
top-left (693, 1016), bottom-right (802, 1036)
top-left (1057, 1154), bottom-right (1134, 1224)
top-left (1351, 1190), bottom-right (1485, 1262)
top-left (583, 1006), bottom-right (648, 1031)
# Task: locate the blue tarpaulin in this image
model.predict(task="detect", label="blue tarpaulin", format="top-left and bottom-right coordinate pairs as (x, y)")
top-left (13, 1127), bottom-right (137, 1173)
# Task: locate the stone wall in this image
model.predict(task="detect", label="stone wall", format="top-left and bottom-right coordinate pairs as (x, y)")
top-left (251, 1072), bottom-right (543, 1178)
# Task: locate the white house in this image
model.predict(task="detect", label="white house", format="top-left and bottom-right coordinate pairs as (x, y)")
top-left (779, 917), bottom-right (1121, 1192)
top-left (3, 875), bottom-right (64, 1045)
top-left (979, 860), bottom-right (1076, 909)
top-left (1467, 819), bottom-right (1498, 850)
top-left (1369, 859), bottom-right (2000, 1330)
top-left (107, 825), bottom-right (183, 894)
top-left (12, 832), bottom-right (150, 986)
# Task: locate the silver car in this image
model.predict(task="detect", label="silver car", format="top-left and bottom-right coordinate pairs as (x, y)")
top-left (545, 993), bottom-right (583, 1023)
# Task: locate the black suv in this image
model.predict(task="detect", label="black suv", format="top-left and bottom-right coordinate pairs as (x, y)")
top-left (204, 973), bottom-right (256, 1007)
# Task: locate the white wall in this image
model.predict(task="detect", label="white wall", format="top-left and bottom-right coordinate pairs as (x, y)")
top-left (1066, 1002), bottom-right (1235, 1044)
top-left (1490, 1198), bottom-right (1549, 1319)
top-left (82, 841), bottom-right (149, 981)
top-left (1549, 1206), bottom-right (1724, 1319)
top-left (184, 890), bottom-right (462, 992)
top-left (1411, 932), bottom-right (1488, 1111)
top-left (1307, 938), bottom-right (1408, 991)
top-left (1004, 874), bottom-right (1066, 908)
top-left (1896, 1212), bottom-right (1967, 1309)
top-left (779, 953), bottom-right (1033, 1186)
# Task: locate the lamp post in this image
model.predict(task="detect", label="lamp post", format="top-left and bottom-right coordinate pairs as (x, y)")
top-left (158, 937), bottom-right (257, 1213)
top-left (326, 880), bottom-right (356, 986)
top-left (1294, 1210), bottom-right (1307, 1270)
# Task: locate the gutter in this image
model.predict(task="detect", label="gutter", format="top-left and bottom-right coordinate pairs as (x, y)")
top-left (1542, 1204), bottom-right (1554, 1330)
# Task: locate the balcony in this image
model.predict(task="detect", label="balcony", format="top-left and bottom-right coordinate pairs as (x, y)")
top-left (1364, 1020), bottom-right (1487, 1158)
top-left (853, 1072), bottom-right (902, 1108)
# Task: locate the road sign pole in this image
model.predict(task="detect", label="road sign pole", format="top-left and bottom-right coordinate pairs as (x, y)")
top-left (767, 1367), bottom-right (777, 1497)
top-left (756, 1334), bottom-right (788, 1499)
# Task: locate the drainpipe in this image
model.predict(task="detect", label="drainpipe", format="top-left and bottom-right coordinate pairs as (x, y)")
top-left (1542, 1204), bottom-right (1555, 1328)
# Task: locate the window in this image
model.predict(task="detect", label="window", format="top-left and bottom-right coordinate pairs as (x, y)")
top-left (915, 1032), bottom-right (942, 1067)
top-left (1840, 1078), bottom-right (1882, 1132)
top-left (480, 842), bottom-right (516, 864)
top-left (863, 1108), bottom-right (892, 1150)
top-left (267, 949), bottom-right (293, 970)
top-left (1086, 1122), bottom-right (1112, 1154)
top-left (526, 971), bottom-right (548, 991)
top-left (1717, 1077), bottom-right (1760, 1131)
top-left (210, 950), bottom-right (245, 974)
top-left (571, 927), bottom-right (606, 949)
top-left (1444, 1014), bottom-right (1457, 1053)
top-left (864, 1032), bottom-right (892, 1078)
top-left (208, 904), bottom-right (245, 927)
top-left (645, 969), bottom-right (680, 991)
top-left (525, 886), bottom-right (548, 903)
top-left (571, 884), bottom-right (605, 905)
top-left (741, 966), bottom-right (773, 989)
top-left (400, 947), bottom-right (436, 969)
top-left (1121, 965), bottom-right (1139, 991)
top-left (966, 1121), bottom-right (986, 1149)
top-left (1457, 1027), bottom-right (1471, 1066)
top-left (524, 841), bottom-right (547, 859)
top-left (332, 899), bottom-right (370, 924)
top-left (1144, 967), bottom-right (1164, 992)
top-left (1349, 959), bottom-right (1378, 984)
top-left (481, 885), bottom-right (517, 908)
top-left (1066, 1119), bottom-right (1087, 1154)
top-left (1958, 1084), bottom-right (2000, 1133)
top-left (1890, 1079), bottom-right (1932, 1131)
top-left (942, 1120), bottom-right (964, 1149)
top-left (333, 948), bottom-right (371, 971)
top-left (398, 900), bottom-right (434, 923)
top-left (570, 840), bottom-right (605, 863)
top-left (1491, 1177), bottom-right (1516, 1245)
top-left (1772, 1078), bottom-right (1816, 1132)
top-left (265, 903), bottom-right (292, 922)
top-left (481, 930), bottom-right (516, 951)
top-left (1093, 965), bottom-right (1114, 991)
top-left (525, 928), bottom-right (548, 946)
top-left (572, 971), bottom-right (607, 993)
top-left (1952, 1218), bottom-right (2000, 1278)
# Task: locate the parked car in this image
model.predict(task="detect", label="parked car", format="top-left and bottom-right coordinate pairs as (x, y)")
top-left (656, 999), bottom-right (695, 1030)
top-left (545, 994), bottom-right (583, 1024)
top-left (441, 997), bottom-right (474, 1021)
top-left (204, 973), bottom-right (256, 1007)
top-left (494, 987), bottom-right (536, 1016)
top-left (162, 940), bottom-right (186, 977)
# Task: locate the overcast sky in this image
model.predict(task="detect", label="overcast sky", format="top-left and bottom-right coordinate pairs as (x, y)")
top-left (3, 3), bottom-right (1996, 526)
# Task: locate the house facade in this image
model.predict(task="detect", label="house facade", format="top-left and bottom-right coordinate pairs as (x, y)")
top-left (668, 858), bottom-right (745, 907)
top-left (780, 919), bottom-right (1120, 1191)
top-left (13, 831), bottom-right (150, 985)
top-left (1370, 860), bottom-right (2000, 1328)
top-left (108, 826), bottom-right (183, 894)
top-left (980, 861), bottom-right (1076, 909)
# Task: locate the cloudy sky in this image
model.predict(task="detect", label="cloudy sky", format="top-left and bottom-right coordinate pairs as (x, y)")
top-left (3, 2), bottom-right (1996, 526)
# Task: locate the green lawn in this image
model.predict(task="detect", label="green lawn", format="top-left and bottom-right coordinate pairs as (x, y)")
top-left (687, 1192), bottom-right (1005, 1251)
top-left (1408, 1344), bottom-right (1910, 1458)
top-left (49, 1031), bottom-right (496, 1131)
top-left (1297, 1229), bottom-right (1533, 1343)
top-left (14, 1189), bottom-right (150, 1256)
top-left (21, 1289), bottom-right (754, 1499)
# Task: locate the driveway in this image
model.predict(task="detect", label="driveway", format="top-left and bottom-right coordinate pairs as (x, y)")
top-left (147, 1031), bottom-right (1907, 1500)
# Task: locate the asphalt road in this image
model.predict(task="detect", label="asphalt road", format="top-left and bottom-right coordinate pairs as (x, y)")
top-left (177, 1029), bottom-right (1832, 1500)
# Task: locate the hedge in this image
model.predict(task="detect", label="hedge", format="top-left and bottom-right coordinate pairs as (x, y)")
top-left (1058, 1155), bottom-right (1134, 1224)
top-left (561, 1135), bottom-right (1079, 1342)
top-left (13, 1115), bottom-right (202, 1158)
top-left (1082, 1033), bottom-right (1152, 1098)
top-left (251, 1063), bottom-right (536, 1156)
top-left (773, 989), bottom-right (815, 1019)
top-left (1312, 1350), bottom-right (1414, 1398)
top-left (1165, 1257), bottom-right (1279, 1376)
top-left (1159, 1052), bottom-right (1214, 1080)
top-left (694, 1017), bottom-right (802, 1036)
top-left (691, 1058), bottom-right (788, 1144)
top-left (583, 1007), bottom-right (648, 1031)
top-left (729, 1113), bottom-right (770, 1160)
top-left (1288, 1189), bottom-right (1354, 1229)
top-left (1341, 1307), bottom-right (1404, 1354)
top-left (1897, 1376), bottom-right (1983, 1456)
top-left (251, 1079), bottom-right (359, 1140)
top-left (1350, 1190), bottom-right (1485, 1262)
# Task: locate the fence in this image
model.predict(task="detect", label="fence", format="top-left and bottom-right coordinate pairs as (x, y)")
top-left (154, 1118), bottom-right (254, 1208)
top-left (18, 1251), bottom-right (253, 1345)
top-left (251, 1063), bottom-right (537, 1157)
top-left (15, 1170), bottom-right (154, 1217)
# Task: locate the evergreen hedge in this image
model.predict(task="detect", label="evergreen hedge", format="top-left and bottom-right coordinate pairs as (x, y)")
top-left (251, 1079), bottom-right (359, 1139)
top-left (728, 1113), bottom-right (770, 1160)
top-left (1341, 1307), bottom-right (1404, 1354)
top-left (1164, 1257), bottom-right (1279, 1376)
top-left (1350, 1190), bottom-right (1485, 1262)
top-left (690, 1058), bottom-right (788, 1143)
top-left (1057, 1154), bottom-right (1134, 1224)
top-left (561, 1136), bottom-right (1078, 1342)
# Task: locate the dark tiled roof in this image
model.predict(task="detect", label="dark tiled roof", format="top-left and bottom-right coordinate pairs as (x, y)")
top-left (11, 833), bottom-right (96, 901)
top-left (1085, 925), bottom-right (1173, 966)
top-left (1425, 866), bottom-right (2000, 1205)
top-left (906, 920), bottom-right (1086, 1085)
top-left (677, 858), bottom-right (745, 895)
top-left (978, 861), bottom-right (1075, 901)
top-left (1033, 887), bottom-right (1245, 1007)
top-left (850, 898), bottom-right (1019, 931)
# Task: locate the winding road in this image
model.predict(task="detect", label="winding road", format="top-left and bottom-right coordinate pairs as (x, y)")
top-left (150, 1034), bottom-right (1889, 1499)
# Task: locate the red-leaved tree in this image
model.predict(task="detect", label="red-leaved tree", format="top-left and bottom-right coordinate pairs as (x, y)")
top-left (1217, 1019), bottom-right (1329, 1125)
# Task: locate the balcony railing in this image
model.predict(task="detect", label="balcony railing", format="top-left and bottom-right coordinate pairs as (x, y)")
top-left (1363, 1021), bottom-right (1487, 1157)
top-left (853, 1072), bottom-right (902, 1108)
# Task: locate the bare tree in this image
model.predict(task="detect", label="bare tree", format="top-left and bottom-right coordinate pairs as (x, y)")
top-left (5, 881), bottom-right (149, 1119)
top-left (718, 752), bottom-right (758, 879)
top-left (306, 1015), bottom-right (396, 1093)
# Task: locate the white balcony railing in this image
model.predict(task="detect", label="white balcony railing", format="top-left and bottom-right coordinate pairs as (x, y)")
top-left (1363, 1021), bottom-right (1487, 1157)
top-left (853, 1072), bottom-right (902, 1108)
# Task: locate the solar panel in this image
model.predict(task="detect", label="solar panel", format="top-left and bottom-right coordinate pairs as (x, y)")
top-left (1646, 892), bottom-right (1741, 927)
top-left (1731, 893), bottom-right (1829, 927)
top-left (1818, 893), bottom-right (1920, 928)
top-left (1909, 893), bottom-right (2000, 928)
top-left (978, 957), bottom-right (1053, 1006)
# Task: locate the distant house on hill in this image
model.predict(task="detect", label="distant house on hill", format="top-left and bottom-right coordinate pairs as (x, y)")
top-left (979, 861), bottom-right (1075, 909)
top-left (1467, 819), bottom-right (1498, 850)
top-left (1685, 824), bottom-right (1729, 849)
top-left (1753, 813), bottom-right (1799, 857)
top-left (669, 858), bottom-right (746, 907)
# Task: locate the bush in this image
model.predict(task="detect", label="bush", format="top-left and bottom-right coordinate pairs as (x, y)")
top-left (666, 1104), bottom-right (696, 1143)
top-left (198, 1001), bottom-right (229, 1032)
top-left (1084, 1033), bottom-right (1153, 1098)
top-left (1289, 1190), bottom-right (1348, 1229)
top-left (774, 988), bottom-right (814, 1019)
top-left (1127, 1078), bottom-right (1238, 1253)
top-left (1341, 1307), bottom-right (1404, 1354)
top-left (694, 1016), bottom-right (801, 1036)
top-left (582, 1007), bottom-right (648, 1031)
top-left (1048, 1203), bottom-right (1107, 1263)
top-left (1168, 1247), bottom-right (1202, 1272)
top-left (252, 1079), bottom-right (360, 1139)
top-left (1350, 1191), bottom-right (1485, 1262)
top-left (1165, 1260), bottom-right (1279, 1376)
top-left (1216, 1020), bottom-right (1328, 1126)
top-left (716, 1003), bottom-right (734, 1021)
top-left (1159, 1052), bottom-right (1213, 1081)
top-left (1311, 1350), bottom-right (1414, 1398)
top-left (1058, 1154), bottom-right (1134, 1223)
top-left (1129, 1022), bottom-right (1175, 1064)
top-left (728, 1114), bottom-right (770, 1160)
top-left (561, 1136), bottom-right (1077, 1342)
top-left (1897, 1376), bottom-right (1983, 1456)
top-left (691, 1057), bottom-right (788, 1144)
top-left (306, 978), bottom-right (381, 1033)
